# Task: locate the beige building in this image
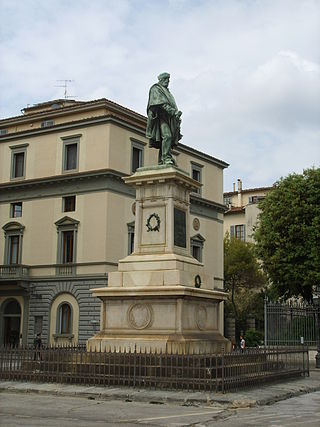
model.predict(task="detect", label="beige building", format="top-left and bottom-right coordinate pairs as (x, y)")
top-left (224, 179), bottom-right (271, 242)
top-left (0, 98), bottom-right (228, 346)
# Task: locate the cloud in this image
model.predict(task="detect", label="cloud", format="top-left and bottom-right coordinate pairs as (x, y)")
top-left (0, 0), bottom-right (319, 190)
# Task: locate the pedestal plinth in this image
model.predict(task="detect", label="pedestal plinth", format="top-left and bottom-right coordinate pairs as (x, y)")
top-left (88, 166), bottom-right (231, 353)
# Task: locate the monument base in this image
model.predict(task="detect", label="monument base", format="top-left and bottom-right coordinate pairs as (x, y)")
top-left (87, 286), bottom-right (231, 354)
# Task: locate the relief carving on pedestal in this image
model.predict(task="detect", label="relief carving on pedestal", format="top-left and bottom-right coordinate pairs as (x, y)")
top-left (146, 213), bottom-right (161, 232)
top-left (127, 303), bottom-right (154, 330)
top-left (195, 305), bottom-right (207, 331)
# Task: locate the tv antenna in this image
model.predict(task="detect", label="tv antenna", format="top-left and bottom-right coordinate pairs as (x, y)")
top-left (55, 79), bottom-right (76, 99)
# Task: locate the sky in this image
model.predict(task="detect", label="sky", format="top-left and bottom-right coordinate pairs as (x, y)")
top-left (0, 0), bottom-right (319, 191)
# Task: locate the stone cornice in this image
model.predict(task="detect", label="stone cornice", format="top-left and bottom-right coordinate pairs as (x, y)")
top-left (178, 144), bottom-right (229, 169)
top-left (0, 169), bottom-right (225, 221)
top-left (0, 168), bottom-right (126, 190)
top-left (91, 285), bottom-right (228, 301)
top-left (0, 168), bottom-right (135, 203)
top-left (1, 117), bottom-right (228, 170)
top-left (0, 98), bottom-right (146, 127)
top-left (0, 114), bottom-right (146, 142)
top-left (190, 194), bottom-right (227, 213)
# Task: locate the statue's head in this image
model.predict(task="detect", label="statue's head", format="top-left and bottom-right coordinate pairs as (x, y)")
top-left (158, 72), bottom-right (170, 88)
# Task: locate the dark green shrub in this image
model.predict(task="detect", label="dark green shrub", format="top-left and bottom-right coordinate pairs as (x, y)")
top-left (244, 329), bottom-right (264, 347)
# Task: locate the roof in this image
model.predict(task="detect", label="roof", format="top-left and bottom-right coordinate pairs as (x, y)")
top-left (224, 186), bottom-right (272, 196)
top-left (224, 206), bottom-right (245, 214)
top-left (0, 98), bottom-right (146, 124)
top-left (0, 98), bottom-right (229, 169)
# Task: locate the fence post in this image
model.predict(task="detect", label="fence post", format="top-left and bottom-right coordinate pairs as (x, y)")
top-left (221, 353), bottom-right (224, 393)
top-left (264, 298), bottom-right (268, 346)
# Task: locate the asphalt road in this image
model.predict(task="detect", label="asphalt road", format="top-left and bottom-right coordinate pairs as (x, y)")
top-left (0, 391), bottom-right (319, 426)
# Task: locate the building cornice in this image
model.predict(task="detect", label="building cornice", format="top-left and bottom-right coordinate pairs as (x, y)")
top-left (224, 186), bottom-right (272, 196)
top-left (1, 101), bottom-right (229, 170)
top-left (0, 98), bottom-right (146, 127)
top-left (0, 114), bottom-right (146, 142)
top-left (0, 169), bottom-right (224, 222)
top-left (179, 143), bottom-right (229, 169)
top-left (190, 194), bottom-right (227, 213)
top-left (0, 168), bottom-right (135, 203)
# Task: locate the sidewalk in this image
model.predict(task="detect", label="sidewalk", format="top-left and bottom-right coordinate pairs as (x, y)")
top-left (1, 369), bottom-right (319, 409)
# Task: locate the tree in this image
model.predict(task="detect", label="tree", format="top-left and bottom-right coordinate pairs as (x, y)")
top-left (224, 236), bottom-right (266, 337)
top-left (254, 168), bottom-right (320, 302)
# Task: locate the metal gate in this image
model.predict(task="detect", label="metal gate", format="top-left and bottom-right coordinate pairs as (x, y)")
top-left (264, 299), bottom-right (320, 348)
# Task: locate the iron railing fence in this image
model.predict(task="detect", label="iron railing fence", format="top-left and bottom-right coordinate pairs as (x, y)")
top-left (0, 346), bottom-right (309, 393)
top-left (265, 300), bottom-right (320, 348)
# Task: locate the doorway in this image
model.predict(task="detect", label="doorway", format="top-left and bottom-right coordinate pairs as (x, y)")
top-left (2, 299), bottom-right (21, 347)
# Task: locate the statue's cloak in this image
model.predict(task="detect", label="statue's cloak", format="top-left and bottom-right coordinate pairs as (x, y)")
top-left (146, 83), bottom-right (182, 149)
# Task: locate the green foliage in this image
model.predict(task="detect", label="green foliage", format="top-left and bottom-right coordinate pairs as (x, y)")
top-left (254, 168), bottom-right (320, 302)
top-left (224, 236), bottom-right (267, 334)
top-left (244, 329), bottom-right (264, 347)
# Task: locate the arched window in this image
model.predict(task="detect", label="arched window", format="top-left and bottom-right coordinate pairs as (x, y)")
top-left (58, 303), bottom-right (71, 334)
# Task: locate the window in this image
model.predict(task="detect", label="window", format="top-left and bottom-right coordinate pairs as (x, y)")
top-left (63, 196), bottom-right (76, 212)
top-left (248, 195), bottom-right (265, 204)
top-left (192, 245), bottom-right (201, 261)
top-left (12, 152), bottom-right (25, 178)
top-left (191, 162), bottom-right (203, 195)
top-left (62, 231), bottom-right (74, 263)
top-left (8, 236), bottom-right (20, 264)
top-left (0, 129), bottom-right (8, 135)
top-left (10, 144), bottom-right (28, 180)
top-left (64, 143), bottom-right (78, 171)
top-left (127, 222), bottom-right (135, 254)
top-left (3, 222), bottom-right (25, 265)
top-left (230, 225), bottom-right (246, 241)
top-left (41, 119), bottom-right (55, 128)
top-left (190, 234), bottom-right (205, 262)
top-left (58, 303), bottom-right (71, 334)
top-left (131, 140), bottom-right (144, 173)
top-left (61, 135), bottom-right (81, 172)
top-left (224, 196), bottom-right (232, 207)
top-left (50, 293), bottom-right (79, 345)
top-left (10, 202), bottom-right (22, 218)
top-left (55, 216), bottom-right (79, 275)
top-left (34, 316), bottom-right (43, 335)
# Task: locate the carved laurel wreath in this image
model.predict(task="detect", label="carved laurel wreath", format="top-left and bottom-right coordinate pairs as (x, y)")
top-left (146, 213), bottom-right (161, 232)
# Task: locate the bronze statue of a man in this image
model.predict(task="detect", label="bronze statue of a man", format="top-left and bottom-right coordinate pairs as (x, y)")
top-left (146, 73), bottom-right (182, 165)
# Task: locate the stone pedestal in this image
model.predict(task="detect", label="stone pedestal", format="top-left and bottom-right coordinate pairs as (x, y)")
top-left (88, 166), bottom-right (231, 353)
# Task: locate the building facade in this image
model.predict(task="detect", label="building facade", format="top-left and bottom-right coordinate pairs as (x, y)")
top-left (223, 179), bottom-right (271, 242)
top-left (0, 98), bottom-right (228, 346)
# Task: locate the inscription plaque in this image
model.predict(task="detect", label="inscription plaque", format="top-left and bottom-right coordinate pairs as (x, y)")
top-left (174, 208), bottom-right (186, 248)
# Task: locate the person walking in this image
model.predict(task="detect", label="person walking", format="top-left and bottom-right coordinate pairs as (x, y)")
top-left (33, 333), bottom-right (42, 361)
top-left (240, 335), bottom-right (246, 352)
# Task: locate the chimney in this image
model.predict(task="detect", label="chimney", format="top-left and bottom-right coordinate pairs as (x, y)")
top-left (233, 182), bottom-right (236, 192)
top-left (237, 179), bottom-right (242, 207)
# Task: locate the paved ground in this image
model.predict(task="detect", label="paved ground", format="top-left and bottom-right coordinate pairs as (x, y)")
top-left (1, 370), bottom-right (319, 408)
top-left (0, 370), bottom-right (319, 426)
top-left (0, 390), bottom-right (319, 426)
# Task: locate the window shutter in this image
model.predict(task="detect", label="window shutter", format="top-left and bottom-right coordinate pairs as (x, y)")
top-left (230, 225), bottom-right (235, 239)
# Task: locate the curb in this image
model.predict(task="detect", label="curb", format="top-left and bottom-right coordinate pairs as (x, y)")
top-left (1, 376), bottom-right (320, 409)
